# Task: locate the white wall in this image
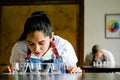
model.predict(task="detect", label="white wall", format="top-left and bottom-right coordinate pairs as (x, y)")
top-left (85, 0), bottom-right (120, 65)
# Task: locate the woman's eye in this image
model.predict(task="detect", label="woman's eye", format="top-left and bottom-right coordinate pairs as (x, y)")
top-left (39, 41), bottom-right (45, 45)
top-left (28, 43), bottom-right (34, 46)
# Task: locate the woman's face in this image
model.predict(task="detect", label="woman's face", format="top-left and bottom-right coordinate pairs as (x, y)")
top-left (26, 31), bottom-right (53, 56)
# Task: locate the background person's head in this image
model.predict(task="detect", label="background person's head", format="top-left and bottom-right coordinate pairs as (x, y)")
top-left (92, 44), bottom-right (103, 57)
top-left (19, 11), bottom-right (54, 56)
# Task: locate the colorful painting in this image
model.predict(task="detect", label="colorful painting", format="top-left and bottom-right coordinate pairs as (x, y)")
top-left (105, 14), bottom-right (120, 39)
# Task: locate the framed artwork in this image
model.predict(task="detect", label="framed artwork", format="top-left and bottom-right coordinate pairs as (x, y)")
top-left (105, 14), bottom-right (120, 39)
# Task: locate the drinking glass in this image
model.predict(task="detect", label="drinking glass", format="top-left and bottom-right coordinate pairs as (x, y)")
top-left (51, 63), bottom-right (66, 74)
top-left (29, 63), bottom-right (40, 73)
top-left (29, 63), bottom-right (66, 74)
top-left (12, 62), bottom-right (29, 74)
top-left (39, 63), bottom-right (52, 74)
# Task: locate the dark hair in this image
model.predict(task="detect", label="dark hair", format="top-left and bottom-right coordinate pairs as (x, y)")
top-left (91, 44), bottom-right (101, 65)
top-left (18, 11), bottom-right (52, 41)
top-left (92, 44), bottom-right (101, 54)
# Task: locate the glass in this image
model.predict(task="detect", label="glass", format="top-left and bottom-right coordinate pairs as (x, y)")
top-left (29, 63), bottom-right (40, 73)
top-left (29, 63), bottom-right (66, 74)
top-left (29, 63), bottom-right (52, 74)
top-left (51, 63), bottom-right (66, 74)
top-left (39, 63), bottom-right (52, 74)
top-left (12, 62), bottom-right (29, 74)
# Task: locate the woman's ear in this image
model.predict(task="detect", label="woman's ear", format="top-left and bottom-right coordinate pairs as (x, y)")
top-left (50, 32), bottom-right (54, 41)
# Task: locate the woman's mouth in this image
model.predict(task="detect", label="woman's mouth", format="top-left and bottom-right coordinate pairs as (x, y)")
top-left (35, 52), bottom-right (41, 55)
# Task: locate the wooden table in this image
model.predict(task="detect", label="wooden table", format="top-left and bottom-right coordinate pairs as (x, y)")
top-left (0, 73), bottom-right (120, 80)
top-left (81, 65), bottom-right (120, 73)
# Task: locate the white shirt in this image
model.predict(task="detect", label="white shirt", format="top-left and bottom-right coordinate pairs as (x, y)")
top-left (9, 35), bottom-right (78, 66)
top-left (85, 49), bottom-right (115, 66)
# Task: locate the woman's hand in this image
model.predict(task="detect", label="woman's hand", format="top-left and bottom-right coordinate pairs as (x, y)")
top-left (2, 65), bottom-right (13, 73)
top-left (7, 65), bottom-right (13, 73)
top-left (66, 65), bottom-right (82, 73)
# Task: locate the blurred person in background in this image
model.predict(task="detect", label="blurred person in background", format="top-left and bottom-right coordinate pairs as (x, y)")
top-left (85, 44), bottom-right (115, 66)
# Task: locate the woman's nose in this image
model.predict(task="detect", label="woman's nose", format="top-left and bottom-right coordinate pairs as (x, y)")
top-left (34, 44), bottom-right (40, 52)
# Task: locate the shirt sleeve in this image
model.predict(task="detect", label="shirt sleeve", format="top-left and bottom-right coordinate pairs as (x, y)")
top-left (103, 49), bottom-right (115, 66)
top-left (84, 53), bottom-right (93, 66)
top-left (9, 41), bottom-right (27, 64)
top-left (58, 40), bottom-right (78, 67)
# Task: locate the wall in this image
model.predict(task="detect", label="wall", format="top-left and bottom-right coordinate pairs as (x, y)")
top-left (85, 0), bottom-right (120, 65)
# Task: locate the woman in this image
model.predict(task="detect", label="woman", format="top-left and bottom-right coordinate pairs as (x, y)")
top-left (9, 11), bottom-right (82, 73)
